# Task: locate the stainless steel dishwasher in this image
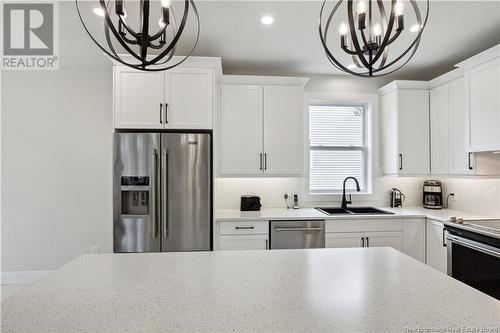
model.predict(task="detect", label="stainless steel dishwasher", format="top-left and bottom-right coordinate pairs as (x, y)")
top-left (270, 220), bottom-right (325, 249)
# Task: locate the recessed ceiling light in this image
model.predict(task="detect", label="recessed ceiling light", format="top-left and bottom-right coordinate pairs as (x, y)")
top-left (93, 7), bottom-right (105, 17)
top-left (261, 16), bottom-right (274, 25)
top-left (410, 24), bottom-right (421, 33)
top-left (347, 63), bottom-right (357, 70)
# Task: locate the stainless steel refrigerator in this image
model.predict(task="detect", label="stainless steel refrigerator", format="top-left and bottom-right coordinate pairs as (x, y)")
top-left (113, 132), bottom-right (212, 252)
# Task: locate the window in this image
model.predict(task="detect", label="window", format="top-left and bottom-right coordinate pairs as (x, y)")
top-left (309, 103), bottom-right (368, 194)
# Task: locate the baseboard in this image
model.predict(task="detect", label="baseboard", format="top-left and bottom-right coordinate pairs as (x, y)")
top-left (1, 271), bottom-right (51, 285)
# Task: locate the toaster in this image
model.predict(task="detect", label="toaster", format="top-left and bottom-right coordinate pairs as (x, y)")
top-left (240, 196), bottom-right (262, 211)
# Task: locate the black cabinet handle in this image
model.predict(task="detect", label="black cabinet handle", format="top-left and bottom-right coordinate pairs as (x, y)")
top-left (366, 236), bottom-right (370, 247)
top-left (399, 154), bottom-right (403, 170)
top-left (165, 103), bottom-right (168, 124)
top-left (264, 153), bottom-right (267, 170)
top-left (259, 153), bottom-right (263, 170)
top-left (160, 103), bottom-right (163, 124)
top-left (235, 226), bottom-right (255, 230)
top-left (468, 153), bottom-right (473, 170)
top-left (361, 237), bottom-right (364, 247)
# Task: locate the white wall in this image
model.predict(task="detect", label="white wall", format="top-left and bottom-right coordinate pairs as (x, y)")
top-left (1, 68), bottom-right (113, 272)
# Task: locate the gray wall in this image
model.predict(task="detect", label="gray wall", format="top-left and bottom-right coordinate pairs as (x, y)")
top-left (1, 68), bottom-right (113, 271)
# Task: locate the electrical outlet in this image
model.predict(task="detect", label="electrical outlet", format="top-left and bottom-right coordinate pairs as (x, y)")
top-left (91, 246), bottom-right (99, 254)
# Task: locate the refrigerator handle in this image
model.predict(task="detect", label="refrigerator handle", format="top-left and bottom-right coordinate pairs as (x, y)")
top-left (151, 148), bottom-right (158, 238)
top-left (161, 149), bottom-right (168, 239)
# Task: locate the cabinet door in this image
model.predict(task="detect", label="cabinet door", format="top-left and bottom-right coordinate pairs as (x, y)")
top-left (114, 67), bottom-right (164, 129)
top-left (466, 60), bottom-right (500, 152)
top-left (164, 67), bottom-right (213, 129)
top-left (449, 77), bottom-right (474, 174)
top-left (402, 218), bottom-right (425, 262)
top-left (397, 89), bottom-right (430, 174)
top-left (426, 219), bottom-right (448, 273)
top-left (430, 84), bottom-right (450, 174)
top-left (263, 86), bottom-right (304, 175)
top-left (325, 232), bottom-right (364, 248)
top-left (364, 231), bottom-right (403, 251)
top-left (219, 235), bottom-right (268, 251)
top-left (220, 85), bottom-right (263, 175)
top-left (381, 91), bottom-right (399, 174)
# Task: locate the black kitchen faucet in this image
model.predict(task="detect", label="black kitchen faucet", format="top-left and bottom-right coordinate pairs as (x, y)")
top-left (341, 177), bottom-right (361, 208)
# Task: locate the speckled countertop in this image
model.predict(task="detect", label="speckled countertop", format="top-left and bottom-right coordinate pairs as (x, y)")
top-left (2, 248), bottom-right (499, 332)
top-left (216, 206), bottom-right (499, 222)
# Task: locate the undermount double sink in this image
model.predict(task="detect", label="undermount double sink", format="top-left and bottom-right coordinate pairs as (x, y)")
top-left (316, 207), bottom-right (395, 216)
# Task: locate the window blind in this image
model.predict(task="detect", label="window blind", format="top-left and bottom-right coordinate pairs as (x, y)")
top-left (309, 104), bottom-right (367, 193)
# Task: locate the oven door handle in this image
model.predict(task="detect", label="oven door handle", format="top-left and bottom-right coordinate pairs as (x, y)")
top-left (446, 234), bottom-right (500, 259)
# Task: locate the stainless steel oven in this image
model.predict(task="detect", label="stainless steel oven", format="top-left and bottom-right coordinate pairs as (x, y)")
top-left (446, 225), bottom-right (500, 300)
top-left (270, 220), bottom-right (325, 250)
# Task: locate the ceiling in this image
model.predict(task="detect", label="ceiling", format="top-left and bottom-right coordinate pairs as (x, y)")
top-left (61, 1), bottom-right (500, 80)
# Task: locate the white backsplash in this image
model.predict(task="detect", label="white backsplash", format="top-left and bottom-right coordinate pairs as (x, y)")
top-left (216, 177), bottom-right (500, 217)
top-left (216, 176), bottom-right (425, 209)
top-left (438, 178), bottom-right (500, 217)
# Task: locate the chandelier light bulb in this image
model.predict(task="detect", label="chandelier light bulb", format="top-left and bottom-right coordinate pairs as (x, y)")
top-left (373, 23), bottom-right (382, 37)
top-left (410, 24), bottom-right (421, 32)
top-left (395, 0), bottom-right (404, 16)
top-left (161, 0), bottom-right (171, 8)
top-left (339, 22), bottom-right (348, 36)
top-left (347, 64), bottom-right (357, 70)
top-left (93, 7), bottom-right (105, 17)
top-left (357, 0), bottom-right (367, 15)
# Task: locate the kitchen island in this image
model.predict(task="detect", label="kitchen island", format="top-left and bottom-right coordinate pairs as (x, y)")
top-left (2, 248), bottom-right (499, 332)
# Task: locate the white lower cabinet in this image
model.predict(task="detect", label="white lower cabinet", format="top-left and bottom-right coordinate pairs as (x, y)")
top-left (402, 218), bottom-right (426, 262)
top-left (426, 219), bottom-right (448, 273)
top-left (365, 231), bottom-right (403, 251)
top-left (217, 220), bottom-right (269, 251)
top-left (219, 235), bottom-right (268, 251)
top-left (325, 219), bottom-right (404, 252)
top-left (325, 232), bottom-right (364, 248)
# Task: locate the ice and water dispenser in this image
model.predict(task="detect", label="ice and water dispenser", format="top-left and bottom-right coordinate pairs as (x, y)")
top-left (120, 176), bottom-right (150, 216)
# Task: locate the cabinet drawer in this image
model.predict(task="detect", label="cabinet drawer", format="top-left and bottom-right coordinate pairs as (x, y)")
top-left (325, 219), bottom-right (403, 233)
top-left (219, 220), bottom-right (268, 235)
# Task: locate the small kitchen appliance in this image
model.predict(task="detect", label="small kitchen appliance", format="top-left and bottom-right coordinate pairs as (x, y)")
top-left (390, 188), bottom-right (405, 207)
top-left (423, 180), bottom-right (443, 209)
top-left (240, 196), bottom-right (262, 211)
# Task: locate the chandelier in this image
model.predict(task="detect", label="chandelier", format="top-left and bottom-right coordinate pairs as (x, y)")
top-left (76, 0), bottom-right (199, 71)
top-left (319, 0), bottom-right (429, 77)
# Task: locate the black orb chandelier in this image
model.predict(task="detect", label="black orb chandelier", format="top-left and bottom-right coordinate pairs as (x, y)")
top-left (319, 0), bottom-right (429, 77)
top-left (76, 0), bottom-right (199, 71)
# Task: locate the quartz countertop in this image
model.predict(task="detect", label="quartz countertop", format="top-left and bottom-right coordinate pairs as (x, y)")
top-left (216, 206), bottom-right (499, 222)
top-left (2, 248), bottom-right (499, 332)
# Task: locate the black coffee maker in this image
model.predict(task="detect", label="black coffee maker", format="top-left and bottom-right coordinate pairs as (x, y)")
top-left (423, 180), bottom-right (443, 209)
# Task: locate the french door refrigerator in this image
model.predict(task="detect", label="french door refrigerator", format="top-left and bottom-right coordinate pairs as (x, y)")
top-left (113, 132), bottom-right (212, 252)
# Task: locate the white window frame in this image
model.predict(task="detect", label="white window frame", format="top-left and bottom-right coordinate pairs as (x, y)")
top-left (309, 102), bottom-right (368, 194)
top-left (303, 92), bottom-right (378, 199)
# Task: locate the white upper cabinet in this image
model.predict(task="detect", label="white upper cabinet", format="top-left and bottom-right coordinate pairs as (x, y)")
top-left (113, 57), bottom-right (221, 130)
top-left (263, 86), bottom-right (304, 175)
top-left (449, 77), bottom-right (475, 174)
top-left (380, 81), bottom-right (430, 175)
top-left (164, 67), bottom-right (213, 129)
top-left (218, 76), bottom-right (308, 177)
top-left (429, 75), bottom-right (474, 175)
top-left (430, 84), bottom-right (450, 174)
top-left (457, 45), bottom-right (500, 152)
top-left (114, 68), bottom-right (165, 129)
top-left (220, 85), bottom-right (263, 175)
